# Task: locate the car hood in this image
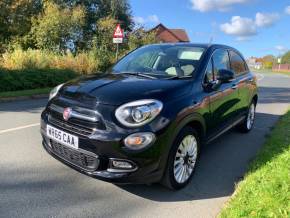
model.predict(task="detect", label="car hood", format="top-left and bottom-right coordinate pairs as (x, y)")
top-left (59, 73), bottom-right (193, 106)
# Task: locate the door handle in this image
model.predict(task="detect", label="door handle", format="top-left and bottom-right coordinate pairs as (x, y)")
top-left (232, 84), bottom-right (238, 89)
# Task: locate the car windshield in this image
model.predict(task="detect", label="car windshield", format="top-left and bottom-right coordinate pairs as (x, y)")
top-left (111, 45), bottom-right (205, 78)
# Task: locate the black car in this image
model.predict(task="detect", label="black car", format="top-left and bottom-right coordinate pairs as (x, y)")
top-left (41, 43), bottom-right (258, 190)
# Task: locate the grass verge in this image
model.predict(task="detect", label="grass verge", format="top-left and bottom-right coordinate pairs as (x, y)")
top-left (252, 69), bottom-right (290, 76)
top-left (219, 110), bottom-right (290, 218)
top-left (0, 87), bottom-right (52, 99)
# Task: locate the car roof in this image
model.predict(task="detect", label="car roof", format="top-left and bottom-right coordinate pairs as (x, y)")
top-left (147, 42), bottom-right (236, 50)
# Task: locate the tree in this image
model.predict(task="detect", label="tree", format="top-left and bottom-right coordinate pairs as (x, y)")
top-left (127, 28), bottom-right (158, 51)
top-left (0, 0), bottom-right (42, 52)
top-left (281, 51), bottom-right (290, 64)
top-left (91, 16), bottom-right (118, 71)
top-left (261, 55), bottom-right (276, 69)
top-left (262, 55), bottom-right (276, 63)
top-left (30, 1), bottom-right (85, 51)
top-left (0, 0), bottom-right (133, 52)
top-left (52, 0), bottom-right (133, 49)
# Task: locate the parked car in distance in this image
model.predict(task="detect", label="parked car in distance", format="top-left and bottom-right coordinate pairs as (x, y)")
top-left (41, 43), bottom-right (258, 190)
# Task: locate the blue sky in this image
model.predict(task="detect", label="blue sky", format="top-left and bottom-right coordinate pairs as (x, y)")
top-left (130, 0), bottom-right (290, 58)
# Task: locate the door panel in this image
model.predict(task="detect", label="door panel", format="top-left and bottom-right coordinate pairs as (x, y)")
top-left (204, 49), bottom-right (239, 136)
top-left (207, 81), bottom-right (239, 133)
top-left (229, 50), bottom-right (252, 114)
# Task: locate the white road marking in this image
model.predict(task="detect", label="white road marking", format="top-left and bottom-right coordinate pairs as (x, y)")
top-left (0, 123), bottom-right (40, 135)
top-left (255, 73), bottom-right (264, 81)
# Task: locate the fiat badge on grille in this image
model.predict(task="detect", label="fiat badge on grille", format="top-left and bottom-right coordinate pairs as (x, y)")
top-left (63, 107), bottom-right (72, 121)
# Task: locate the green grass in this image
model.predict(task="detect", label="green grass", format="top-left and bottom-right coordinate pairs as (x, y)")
top-left (0, 87), bottom-right (52, 98)
top-left (251, 68), bottom-right (290, 76)
top-left (219, 110), bottom-right (290, 218)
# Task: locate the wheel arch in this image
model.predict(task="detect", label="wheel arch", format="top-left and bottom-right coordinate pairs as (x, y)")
top-left (160, 113), bottom-right (206, 189)
top-left (169, 113), bottom-right (207, 146)
top-left (252, 94), bottom-right (258, 106)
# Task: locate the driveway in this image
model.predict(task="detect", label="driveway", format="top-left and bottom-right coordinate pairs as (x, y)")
top-left (0, 72), bottom-right (289, 218)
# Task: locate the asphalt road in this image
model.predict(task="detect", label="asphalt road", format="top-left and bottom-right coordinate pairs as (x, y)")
top-left (0, 72), bottom-right (290, 218)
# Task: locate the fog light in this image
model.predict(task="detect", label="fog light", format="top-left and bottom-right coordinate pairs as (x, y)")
top-left (108, 159), bottom-right (137, 172)
top-left (112, 160), bottom-right (133, 169)
top-left (124, 132), bottom-right (155, 150)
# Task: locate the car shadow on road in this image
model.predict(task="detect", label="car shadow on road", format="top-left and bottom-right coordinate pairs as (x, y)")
top-left (118, 111), bottom-right (282, 202)
top-left (258, 87), bottom-right (290, 104)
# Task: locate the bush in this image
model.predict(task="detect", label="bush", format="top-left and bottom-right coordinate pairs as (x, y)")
top-left (53, 52), bottom-right (99, 74)
top-left (1, 49), bottom-right (53, 69)
top-left (0, 68), bottom-right (77, 92)
top-left (0, 49), bottom-right (99, 74)
top-left (263, 61), bottom-right (273, 69)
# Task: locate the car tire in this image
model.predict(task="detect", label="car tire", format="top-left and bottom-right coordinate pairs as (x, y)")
top-left (238, 101), bottom-right (256, 133)
top-left (161, 126), bottom-right (200, 190)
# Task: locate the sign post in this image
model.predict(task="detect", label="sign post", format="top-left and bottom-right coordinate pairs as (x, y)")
top-left (278, 57), bottom-right (281, 70)
top-left (113, 24), bottom-right (124, 60)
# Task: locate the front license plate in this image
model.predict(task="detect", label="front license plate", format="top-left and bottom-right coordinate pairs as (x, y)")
top-left (46, 125), bottom-right (79, 149)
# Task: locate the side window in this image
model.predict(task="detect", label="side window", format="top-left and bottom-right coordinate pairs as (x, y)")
top-left (212, 49), bottom-right (230, 76)
top-left (229, 50), bottom-right (247, 76)
top-left (204, 58), bottom-right (214, 83)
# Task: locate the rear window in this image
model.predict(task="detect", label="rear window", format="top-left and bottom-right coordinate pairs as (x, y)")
top-left (177, 48), bottom-right (204, 60)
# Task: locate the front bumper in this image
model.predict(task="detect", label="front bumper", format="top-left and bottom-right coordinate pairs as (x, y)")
top-left (41, 112), bottom-right (170, 184)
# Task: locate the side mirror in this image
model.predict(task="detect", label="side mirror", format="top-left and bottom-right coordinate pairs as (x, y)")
top-left (217, 69), bottom-right (234, 83)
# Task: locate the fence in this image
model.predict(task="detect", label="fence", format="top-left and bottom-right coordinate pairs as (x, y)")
top-left (272, 64), bottom-right (290, 72)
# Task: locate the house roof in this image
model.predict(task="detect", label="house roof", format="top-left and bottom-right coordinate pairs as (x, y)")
top-left (149, 23), bottom-right (190, 42)
top-left (169, 29), bottom-right (190, 42)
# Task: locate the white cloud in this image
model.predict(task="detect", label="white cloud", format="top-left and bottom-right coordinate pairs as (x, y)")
top-left (220, 16), bottom-right (257, 39)
top-left (275, 45), bottom-right (288, 52)
top-left (285, 5), bottom-right (290, 15)
top-left (220, 12), bottom-right (280, 40)
top-left (190, 0), bottom-right (250, 12)
top-left (133, 16), bottom-right (146, 24)
top-left (255, 12), bottom-right (279, 27)
top-left (133, 15), bottom-right (160, 25)
top-left (147, 15), bottom-right (160, 23)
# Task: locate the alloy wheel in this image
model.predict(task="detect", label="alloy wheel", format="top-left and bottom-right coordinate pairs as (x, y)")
top-left (173, 135), bottom-right (198, 184)
top-left (247, 103), bottom-right (255, 130)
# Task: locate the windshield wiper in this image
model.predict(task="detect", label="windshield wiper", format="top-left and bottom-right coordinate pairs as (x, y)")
top-left (121, 72), bottom-right (157, 79)
top-left (166, 75), bottom-right (192, 80)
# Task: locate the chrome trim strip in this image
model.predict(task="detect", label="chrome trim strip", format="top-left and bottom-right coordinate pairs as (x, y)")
top-left (107, 168), bottom-right (138, 173)
top-left (49, 104), bottom-right (64, 114)
top-left (206, 116), bottom-right (245, 143)
top-left (70, 111), bottom-right (99, 122)
top-left (49, 104), bottom-right (99, 122)
top-left (48, 116), bottom-right (94, 137)
top-left (107, 158), bottom-right (138, 173)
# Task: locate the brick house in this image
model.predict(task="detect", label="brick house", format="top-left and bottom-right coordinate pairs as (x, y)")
top-left (149, 23), bottom-right (190, 43)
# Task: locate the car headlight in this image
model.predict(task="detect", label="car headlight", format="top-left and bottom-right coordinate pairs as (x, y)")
top-left (115, 99), bottom-right (163, 127)
top-left (49, 84), bottom-right (64, 100)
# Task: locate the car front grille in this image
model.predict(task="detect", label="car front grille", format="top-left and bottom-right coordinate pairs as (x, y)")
top-left (47, 103), bottom-right (106, 137)
top-left (48, 116), bottom-right (94, 137)
top-left (50, 140), bottom-right (99, 171)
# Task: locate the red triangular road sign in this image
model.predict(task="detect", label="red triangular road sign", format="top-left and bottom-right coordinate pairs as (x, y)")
top-left (113, 24), bottom-right (123, 38)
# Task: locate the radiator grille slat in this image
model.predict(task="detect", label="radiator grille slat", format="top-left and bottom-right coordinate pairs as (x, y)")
top-left (48, 116), bottom-right (94, 137)
top-left (50, 140), bottom-right (99, 171)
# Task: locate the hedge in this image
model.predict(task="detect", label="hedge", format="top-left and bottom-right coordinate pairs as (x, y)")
top-left (0, 68), bottom-right (78, 92)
